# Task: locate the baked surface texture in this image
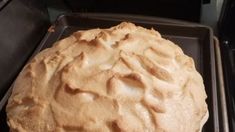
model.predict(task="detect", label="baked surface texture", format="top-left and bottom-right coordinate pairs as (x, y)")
top-left (6, 22), bottom-right (208, 132)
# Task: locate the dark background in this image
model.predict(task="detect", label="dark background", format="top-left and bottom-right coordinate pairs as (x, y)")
top-left (0, 0), bottom-right (235, 131)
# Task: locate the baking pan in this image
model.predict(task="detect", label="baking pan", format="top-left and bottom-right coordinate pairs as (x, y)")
top-left (220, 45), bottom-right (235, 132)
top-left (214, 37), bottom-right (229, 132)
top-left (0, 13), bottom-right (219, 132)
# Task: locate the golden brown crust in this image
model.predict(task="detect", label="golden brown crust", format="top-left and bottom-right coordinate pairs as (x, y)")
top-left (6, 22), bottom-right (208, 132)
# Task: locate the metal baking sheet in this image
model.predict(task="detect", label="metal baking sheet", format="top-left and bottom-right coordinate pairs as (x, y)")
top-left (214, 37), bottom-right (229, 132)
top-left (0, 13), bottom-right (219, 132)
